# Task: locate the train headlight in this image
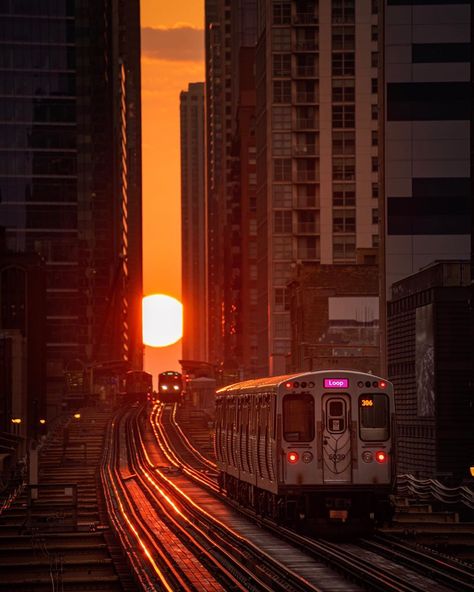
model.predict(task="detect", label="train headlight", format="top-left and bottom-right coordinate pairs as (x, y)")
top-left (173, 385), bottom-right (180, 391)
top-left (362, 451), bottom-right (373, 463)
top-left (287, 451), bottom-right (299, 464)
top-left (161, 385), bottom-right (168, 391)
top-left (375, 451), bottom-right (387, 463)
top-left (302, 451), bottom-right (313, 463)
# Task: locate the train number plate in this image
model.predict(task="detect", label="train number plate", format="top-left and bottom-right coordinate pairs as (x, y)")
top-left (329, 510), bottom-right (348, 521)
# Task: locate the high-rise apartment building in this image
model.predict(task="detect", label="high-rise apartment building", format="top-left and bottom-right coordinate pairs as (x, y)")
top-left (205, 0), bottom-right (257, 379)
top-left (255, 0), bottom-right (380, 375)
top-left (180, 82), bottom-right (206, 363)
top-left (0, 1), bottom-right (143, 413)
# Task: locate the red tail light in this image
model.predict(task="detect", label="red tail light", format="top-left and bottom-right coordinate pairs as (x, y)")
top-left (287, 451), bottom-right (299, 464)
top-left (375, 451), bottom-right (387, 463)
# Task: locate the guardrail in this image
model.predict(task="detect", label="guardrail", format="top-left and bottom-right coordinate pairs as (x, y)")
top-left (396, 474), bottom-right (474, 510)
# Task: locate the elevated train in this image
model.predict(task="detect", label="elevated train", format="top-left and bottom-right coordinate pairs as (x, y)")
top-left (124, 370), bottom-right (153, 404)
top-left (158, 371), bottom-right (183, 404)
top-left (215, 370), bottom-right (395, 535)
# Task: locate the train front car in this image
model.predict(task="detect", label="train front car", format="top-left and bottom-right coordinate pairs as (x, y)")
top-left (158, 371), bottom-right (183, 404)
top-left (124, 370), bottom-right (153, 404)
top-left (215, 370), bottom-right (395, 537)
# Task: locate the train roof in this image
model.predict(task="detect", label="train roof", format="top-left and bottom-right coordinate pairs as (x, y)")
top-left (216, 369), bottom-right (389, 396)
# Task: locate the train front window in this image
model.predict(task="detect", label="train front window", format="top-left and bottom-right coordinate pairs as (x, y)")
top-left (359, 394), bottom-right (389, 441)
top-left (283, 394), bottom-right (314, 442)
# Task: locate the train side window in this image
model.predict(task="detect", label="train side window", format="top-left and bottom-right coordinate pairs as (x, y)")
top-left (283, 394), bottom-right (314, 442)
top-left (359, 394), bottom-right (389, 441)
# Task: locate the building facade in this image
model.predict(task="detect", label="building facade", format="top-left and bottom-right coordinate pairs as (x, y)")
top-left (387, 261), bottom-right (472, 482)
top-left (0, 0), bottom-right (143, 414)
top-left (255, 0), bottom-right (380, 375)
top-left (180, 82), bottom-right (206, 363)
top-left (382, 0), bottom-right (472, 367)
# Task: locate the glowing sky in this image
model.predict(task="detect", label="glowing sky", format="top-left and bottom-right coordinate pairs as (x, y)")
top-left (140, 1), bottom-right (204, 382)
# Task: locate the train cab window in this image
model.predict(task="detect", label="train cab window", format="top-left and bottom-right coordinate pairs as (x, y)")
top-left (283, 394), bottom-right (314, 442)
top-left (326, 399), bottom-right (346, 433)
top-left (359, 394), bottom-right (389, 441)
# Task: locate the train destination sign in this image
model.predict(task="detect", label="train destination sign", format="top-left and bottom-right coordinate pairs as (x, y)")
top-left (324, 378), bottom-right (349, 389)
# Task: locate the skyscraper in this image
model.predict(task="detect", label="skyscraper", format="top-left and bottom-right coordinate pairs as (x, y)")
top-left (255, 0), bottom-right (380, 375)
top-left (0, 0), bottom-right (143, 414)
top-left (180, 82), bottom-right (206, 363)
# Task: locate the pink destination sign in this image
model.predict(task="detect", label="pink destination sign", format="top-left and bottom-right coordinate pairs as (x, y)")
top-left (324, 378), bottom-right (349, 389)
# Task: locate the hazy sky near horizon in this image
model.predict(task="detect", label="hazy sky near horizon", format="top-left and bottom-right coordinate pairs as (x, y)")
top-left (140, 1), bottom-right (205, 379)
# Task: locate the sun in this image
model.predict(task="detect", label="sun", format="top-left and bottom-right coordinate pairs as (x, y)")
top-left (142, 294), bottom-right (183, 347)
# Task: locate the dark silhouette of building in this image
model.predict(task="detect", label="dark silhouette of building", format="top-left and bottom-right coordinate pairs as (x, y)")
top-left (387, 261), bottom-right (472, 483)
top-left (0, 1), bottom-right (143, 416)
top-left (180, 83), bottom-right (206, 363)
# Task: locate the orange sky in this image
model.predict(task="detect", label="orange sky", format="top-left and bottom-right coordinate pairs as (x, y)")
top-left (140, 1), bottom-right (205, 383)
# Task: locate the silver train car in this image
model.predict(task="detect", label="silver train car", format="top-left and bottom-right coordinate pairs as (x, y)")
top-left (215, 370), bottom-right (395, 535)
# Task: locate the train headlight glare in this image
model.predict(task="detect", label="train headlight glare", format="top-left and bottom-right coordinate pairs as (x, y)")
top-left (375, 451), bottom-right (387, 463)
top-left (173, 385), bottom-right (179, 391)
top-left (302, 451), bottom-right (313, 463)
top-left (161, 385), bottom-right (168, 390)
top-left (362, 451), bottom-right (373, 463)
top-left (287, 451), bottom-right (299, 464)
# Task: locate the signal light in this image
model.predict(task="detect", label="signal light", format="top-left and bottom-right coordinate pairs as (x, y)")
top-left (287, 451), bottom-right (299, 464)
top-left (375, 451), bottom-right (387, 463)
top-left (379, 380), bottom-right (387, 389)
top-left (285, 382), bottom-right (292, 389)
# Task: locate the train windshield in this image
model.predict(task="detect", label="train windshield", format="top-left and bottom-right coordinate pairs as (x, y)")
top-left (359, 394), bottom-right (389, 441)
top-left (283, 393), bottom-right (314, 442)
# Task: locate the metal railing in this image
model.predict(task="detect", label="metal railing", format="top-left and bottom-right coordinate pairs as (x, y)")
top-left (396, 473), bottom-right (474, 510)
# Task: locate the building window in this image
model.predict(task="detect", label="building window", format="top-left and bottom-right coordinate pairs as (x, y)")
top-left (273, 132), bottom-right (292, 155)
top-left (273, 1), bottom-right (291, 25)
top-left (332, 79), bottom-right (355, 102)
top-left (333, 235), bottom-right (356, 259)
top-left (372, 208), bottom-right (379, 224)
top-left (332, 52), bottom-right (355, 76)
top-left (273, 184), bottom-right (293, 207)
top-left (273, 80), bottom-right (291, 103)
top-left (332, 26), bottom-right (355, 50)
top-left (332, 0), bottom-right (355, 23)
top-left (296, 184), bottom-right (319, 208)
top-left (272, 106), bottom-right (292, 130)
top-left (371, 78), bottom-right (378, 94)
top-left (274, 314), bottom-right (290, 338)
top-left (332, 105), bottom-right (355, 128)
top-left (273, 261), bottom-right (293, 282)
top-left (372, 183), bottom-right (379, 199)
top-left (274, 210), bottom-right (292, 234)
top-left (372, 234), bottom-right (379, 247)
top-left (371, 157), bottom-right (378, 173)
top-left (273, 54), bottom-right (291, 77)
top-left (333, 208), bottom-right (356, 232)
top-left (371, 104), bottom-right (378, 120)
top-left (273, 158), bottom-right (292, 181)
top-left (333, 183), bottom-right (355, 206)
top-left (333, 131), bottom-right (355, 155)
top-left (275, 287), bottom-right (290, 311)
top-left (333, 157), bottom-right (355, 181)
top-left (297, 210), bottom-right (318, 233)
top-left (371, 130), bottom-right (378, 147)
top-left (371, 25), bottom-right (378, 42)
top-left (371, 0), bottom-right (378, 15)
top-left (273, 27), bottom-right (291, 51)
top-left (297, 236), bottom-right (319, 259)
top-left (273, 236), bottom-right (293, 259)
top-left (371, 52), bottom-right (378, 68)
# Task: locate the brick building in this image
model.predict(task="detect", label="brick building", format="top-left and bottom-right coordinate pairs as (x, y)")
top-left (288, 262), bottom-right (380, 374)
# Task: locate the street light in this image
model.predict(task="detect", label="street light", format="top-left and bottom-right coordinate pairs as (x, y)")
top-left (11, 418), bottom-right (22, 424)
top-left (73, 413), bottom-right (81, 420)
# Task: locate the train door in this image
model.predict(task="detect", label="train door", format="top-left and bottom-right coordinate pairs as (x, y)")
top-left (322, 394), bottom-right (352, 483)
